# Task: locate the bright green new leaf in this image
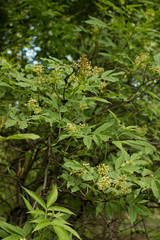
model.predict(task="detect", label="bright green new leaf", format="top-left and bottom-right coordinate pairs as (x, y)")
top-left (47, 185), bottom-right (58, 208)
top-left (83, 136), bottom-right (92, 149)
top-left (2, 234), bottom-right (22, 240)
top-left (58, 224), bottom-right (82, 240)
top-left (32, 220), bottom-right (51, 232)
top-left (21, 195), bottom-right (33, 212)
top-left (23, 187), bottom-right (46, 209)
top-left (49, 206), bottom-right (75, 215)
top-left (0, 221), bottom-right (24, 236)
top-left (7, 134), bottom-right (40, 140)
top-left (53, 226), bottom-right (69, 240)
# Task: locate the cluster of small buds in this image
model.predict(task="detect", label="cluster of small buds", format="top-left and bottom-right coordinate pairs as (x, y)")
top-left (20, 238), bottom-right (26, 240)
top-left (70, 163), bottom-right (90, 177)
top-left (121, 174), bottom-right (127, 181)
top-left (37, 76), bottom-right (46, 85)
top-left (121, 161), bottom-right (135, 167)
top-left (113, 174), bottom-right (127, 189)
top-left (97, 176), bottom-right (112, 191)
top-left (52, 92), bottom-right (57, 98)
top-left (113, 179), bottom-right (121, 187)
top-left (79, 102), bottom-right (88, 111)
top-left (48, 67), bottom-right (61, 84)
top-left (99, 81), bottom-right (107, 90)
top-left (70, 168), bottom-right (87, 177)
top-left (26, 98), bottom-right (42, 114)
top-left (150, 66), bottom-right (160, 75)
top-left (135, 53), bottom-right (148, 66)
top-left (97, 163), bottom-right (109, 177)
top-left (66, 123), bottom-right (79, 134)
top-left (32, 64), bottom-right (43, 76)
top-left (68, 74), bottom-right (78, 83)
top-left (120, 185), bottom-right (131, 193)
top-left (66, 122), bottom-right (86, 134)
top-left (74, 54), bottom-right (92, 77)
top-left (92, 66), bottom-right (104, 76)
top-left (137, 126), bottom-right (148, 136)
top-left (83, 162), bottom-right (90, 167)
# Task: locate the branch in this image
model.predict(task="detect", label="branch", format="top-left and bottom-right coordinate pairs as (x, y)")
top-left (33, 136), bottom-right (51, 209)
top-left (142, 215), bottom-right (150, 240)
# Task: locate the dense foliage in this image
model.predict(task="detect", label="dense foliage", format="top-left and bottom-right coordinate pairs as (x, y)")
top-left (1, 0), bottom-right (160, 239)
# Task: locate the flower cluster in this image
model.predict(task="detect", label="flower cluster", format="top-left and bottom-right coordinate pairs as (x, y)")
top-left (99, 81), bottom-right (107, 91)
top-left (66, 123), bottom-right (79, 134)
top-left (113, 175), bottom-right (131, 193)
top-left (66, 122), bottom-right (86, 134)
top-left (97, 176), bottom-right (112, 191)
top-left (97, 163), bottom-right (109, 177)
top-left (79, 102), bottom-right (88, 111)
top-left (150, 65), bottom-right (160, 75)
top-left (74, 54), bottom-right (92, 77)
top-left (51, 67), bottom-right (61, 84)
top-left (74, 54), bottom-right (104, 78)
top-left (32, 64), bottom-right (43, 76)
top-left (121, 161), bottom-right (135, 167)
top-left (70, 163), bottom-right (90, 177)
top-left (92, 66), bottom-right (104, 76)
top-left (135, 53), bottom-right (148, 66)
top-left (26, 98), bottom-right (42, 114)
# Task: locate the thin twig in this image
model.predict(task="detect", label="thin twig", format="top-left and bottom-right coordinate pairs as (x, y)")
top-left (142, 215), bottom-right (150, 240)
top-left (33, 136), bottom-right (51, 209)
top-left (99, 212), bottom-right (114, 240)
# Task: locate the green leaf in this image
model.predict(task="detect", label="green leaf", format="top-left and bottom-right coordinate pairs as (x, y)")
top-left (32, 220), bottom-right (51, 232)
top-left (94, 121), bottom-right (114, 134)
top-left (5, 119), bottom-right (17, 128)
top-left (28, 209), bottom-right (45, 215)
top-left (83, 136), bottom-right (92, 149)
top-left (21, 195), bottom-right (33, 212)
top-left (96, 202), bottom-right (105, 216)
top-left (85, 97), bottom-right (110, 104)
top-left (0, 221), bottom-right (24, 236)
top-left (154, 168), bottom-right (160, 179)
top-left (49, 206), bottom-right (75, 215)
top-left (108, 109), bottom-right (120, 125)
top-left (18, 121), bottom-right (28, 129)
top-left (7, 133), bottom-right (40, 140)
top-left (59, 224), bottom-right (82, 239)
top-left (53, 222), bottom-right (81, 240)
top-left (53, 226), bottom-right (69, 240)
top-left (128, 204), bottom-right (137, 224)
top-left (58, 134), bottom-right (70, 142)
top-left (0, 82), bottom-right (12, 88)
top-left (47, 185), bottom-right (58, 208)
top-left (102, 76), bottom-right (118, 82)
top-left (22, 221), bottom-right (33, 237)
top-left (115, 154), bottom-right (124, 170)
top-left (135, 205), bottom-right (151, 216)
top-left (82, 173), bottom-right (94, 181)
top-left (2, 234), bottom-right (21, 240)
top-left (105, 203), bottom-right (113, 219)
top-left (0, 136), bottom-right (6, 140)
top-left (85, 16), bottom-right (108, 28)
top-left (151, 179), bottom-right (160, 200)
top-left (23, 187), bottom-right (46, 209)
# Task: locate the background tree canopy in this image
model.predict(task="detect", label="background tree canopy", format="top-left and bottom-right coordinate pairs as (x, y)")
top-left (0, 0), bottom-right (160, 239)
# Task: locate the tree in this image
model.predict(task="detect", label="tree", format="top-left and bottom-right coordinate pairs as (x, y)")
top-left (1, 1), bottom-right (160, 239)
